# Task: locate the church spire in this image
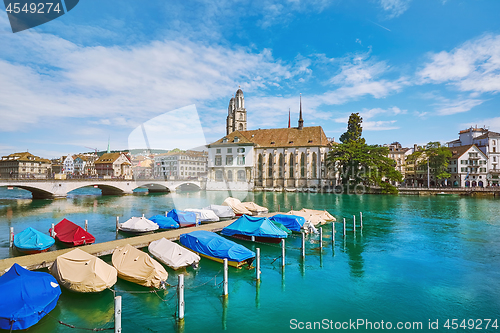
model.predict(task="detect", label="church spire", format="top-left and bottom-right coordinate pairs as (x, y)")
top-left (298, 94), bottom-right (304, 130)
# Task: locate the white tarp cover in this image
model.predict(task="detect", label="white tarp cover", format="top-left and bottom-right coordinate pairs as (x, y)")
top-left (112, 244), bottom-right (168, 288)
top-left (148, 238), bottom-right (200, 270)
top-left (203, 205), bottom-right (235, 218)
top-left (120, 216), bottom-right (159, 233)
top-left (184, 209), bottom-right (220, 222)
top-left (222, 197), bottom-right (252, 215)
top-left (50, 248), bottom-right (117, 292)
top-left (300, 209), bottom-right (336, 221)
top-left (241, 201), bottom-right (269, 215)
top-left (286, 210), bottom-right (326, 226)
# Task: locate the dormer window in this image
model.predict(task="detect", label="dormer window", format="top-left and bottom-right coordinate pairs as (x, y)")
top-left (234, 136), bottom-right (239, 143)
top-left (222, 137), bottom-right (228, 143)
top-left (308, 140), bottom-right (313, 143)
top-left (289, 141), bottom-right (293, 144)
top-left (271, 141), bottom-right (275, 145)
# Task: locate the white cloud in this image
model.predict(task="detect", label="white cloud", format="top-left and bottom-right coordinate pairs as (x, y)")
top-left (379, 0), bottom-right (412, 18)
top-left (333, 106), bottom-right (404, 131)
top-left (461, 117), bottom-right (500, 132)
top-left (418, 34), bottom-right (500, 94)
top-left (435, 98), bottom-right (484, 115)
top-left (364, 120), bottom-right (399, 131)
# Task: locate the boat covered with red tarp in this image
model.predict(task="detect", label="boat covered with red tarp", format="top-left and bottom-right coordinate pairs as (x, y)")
top-left (50, 219), bottom-right (95, 246)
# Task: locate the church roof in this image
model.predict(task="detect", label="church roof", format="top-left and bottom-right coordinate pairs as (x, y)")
top-left (209, 126), bottom-right (331, 148)
top-left (236, 88), bottom-right (243, 95)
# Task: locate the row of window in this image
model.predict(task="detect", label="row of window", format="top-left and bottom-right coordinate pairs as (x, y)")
top-left (214, 156), bottom-right (246, 166)
top-left (215, 170), bottom-right (246, 181)
top-left (215, 148), bottom-right (246, 154)
top-left (461, 160), bottom-right (487, 165)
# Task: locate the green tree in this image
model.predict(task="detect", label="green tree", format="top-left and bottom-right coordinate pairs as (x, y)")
top-left (327, 113), bottom-right (402, 193)
top-left (407, 142), bottom-right (451, 186)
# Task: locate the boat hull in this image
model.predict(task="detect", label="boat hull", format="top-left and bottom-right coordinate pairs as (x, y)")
top-left (118, 227), bottom-right (155, 235)
top-left (14, 246), bottom-right (50, 255)
top-left (193, 251), bottom-right (251, 268)
top-left (229, 234), bottom-right (284, 244)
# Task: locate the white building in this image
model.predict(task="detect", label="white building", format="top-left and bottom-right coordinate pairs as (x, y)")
top-left (447, 127), bottom-right (500, 186)
top-left (62, 155), bottom-right (74, 175)
top-left (154, 150), bottom-right (207, 180)
top-left (447, 144), bottom-right (488, 187)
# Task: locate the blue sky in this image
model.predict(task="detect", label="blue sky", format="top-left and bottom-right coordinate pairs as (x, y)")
top-left (1, 0), bottom-right (500, 157)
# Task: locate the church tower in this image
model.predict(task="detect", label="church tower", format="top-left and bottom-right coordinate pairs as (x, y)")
top-left (226, 88), bottom-right (247, 135)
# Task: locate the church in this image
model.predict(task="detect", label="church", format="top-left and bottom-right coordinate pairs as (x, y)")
top-left (206, 88), bottom-right (337, 191)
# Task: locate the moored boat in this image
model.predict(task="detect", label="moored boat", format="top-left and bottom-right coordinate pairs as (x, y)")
top-left (167, 209), bottom-right (198, 227)
top-left (184, 208), bottom-right (220, 222)
top-left (269, 214), bottom-right (306, 232)
top-left (221, 215), bottom-right (288, 244)
top-left (112, 244), bottom-right (168, 288)
top-left (203, 204), bottom-right (236, 219)
top-left (50, 248), bottom-right (117, 293)
top-left (50, 218), bottom-right (95, 246)
top-left (118, 216), bottom-right (159, 235)
top-left (179, 230), bottom-right (255, 268)
top-left (13, 227), bottom-right (55, 254)
top-left (148, 238), bottom-right (200, 270)
top-left (222, 197), bottom-right (252, 216)
top-left (0, 264), bottom-right (61, 331)
top-left (149, 215), bottom-right (179, 229)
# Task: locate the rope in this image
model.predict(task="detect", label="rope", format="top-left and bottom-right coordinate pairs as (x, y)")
top-left (185, 269), bottom-right (222, 290)
top-left (42, 311), bottom-right (114, 331)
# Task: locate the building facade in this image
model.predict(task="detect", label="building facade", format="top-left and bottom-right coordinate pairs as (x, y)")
top-left (226, 88), bottom-right (247, 135)
top-left (154, 150), bottom-right (208, 180)
top-left (0, 152), bottom-right (51, 179)
top-left (95, 153), bottom-right (132, 179)
top-left (208, 89), bottom-right (336, 191)
top-left (384, 142), bottom-right (411, 185)
top-left (447, 144), bottom-right (488, 187)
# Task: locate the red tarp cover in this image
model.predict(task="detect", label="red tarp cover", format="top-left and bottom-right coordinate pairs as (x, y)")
top-left (52, 218), bottom-right (95, 246)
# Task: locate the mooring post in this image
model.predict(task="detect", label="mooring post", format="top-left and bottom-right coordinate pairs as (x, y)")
top-left (115, 216), bottom-right (119, 233)
top-left (353, 215), bottom-right (356, 233)
top-left (319, 227), bottom-right (323, 250)
top-left (84, 220), bottom-right (88, 232)
top-left (360, 212), bottom-right (363, 229)
top-left (165, 211), bottom-right (168, 217)
top-left (223, 258), bottom-right (228, 297)
top-left (278, 204), bottom-right (280, 212)
top-left (251, 236), bottom-right (255, 242)
top-left (50, 223), bottom-right (55, 238)
top-left (178, 274), bottom-right (185, 321)
top-left (281, 239), bottom-right (285, 267)
top-left (114, 295), bottom-right (122, 333)
top-left (9, 227), bottom-right (14, 248)
top-left (343, 218), bottom-right (346, 235)
top-left (332, 222), bottom-right (335, 244)
top-left (301, 232), bottom-right (305, 258)
top-left (196, 216), bottom-right (199, 228)
top-left (256, 248), bottom-right (261, 281)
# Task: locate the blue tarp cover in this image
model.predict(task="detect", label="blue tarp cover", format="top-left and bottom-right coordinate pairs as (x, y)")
top-left (167, 209), bottom-right (197, 223)
top-left (13, 227), bottom-right (55, 251)
top-left (221, 215), bottom-right (288, 238)
top-left (0, 264), bottom-right (61, 330)
top-left (149, 215), bottom-right (180, 229)
top-left (179, 230), bottom-right (255, 263)
top-left (269, 214), bottom-right (306, 232)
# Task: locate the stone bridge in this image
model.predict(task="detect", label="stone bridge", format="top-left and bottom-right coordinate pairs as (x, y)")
top-left (0, 179), bottom-right (205, 199)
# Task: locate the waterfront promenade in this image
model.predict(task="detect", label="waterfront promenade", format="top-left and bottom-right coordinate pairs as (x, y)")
top-left (398, 186), bottom-right (500, 196)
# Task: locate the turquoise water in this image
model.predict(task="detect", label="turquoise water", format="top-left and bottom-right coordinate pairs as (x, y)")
top-left (0, 188), bottom-right (499, 332)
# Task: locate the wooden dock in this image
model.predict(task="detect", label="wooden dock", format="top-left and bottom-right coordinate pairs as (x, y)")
top-left (0, 213), bottom-right (278, 275)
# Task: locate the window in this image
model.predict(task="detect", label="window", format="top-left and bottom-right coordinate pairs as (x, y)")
top-left (227, 170), bottom-right (233, 181)
top-left (227, 148), bottom-right (232, 153)
top-left (268, 154), bottom-right (273, 177)
top-left (234, 137), bottom-right (239, 143)
top-left (237, 170), bottom-right (245, 181)
top-left (215, 156), bottom-right (222, 166)
top-left (237, 156), bottom-right (245, 165)
top-left (216, 149), bottom-right (221, 154)
top-left (289, 153), bottom-right (294, 177)
top-left (215, 170), bottom-right (223, 181)
top-left (237, 148), bottom-right (245, 153)
top-left (226, 155), bottom-right (233, 165)
top-left (222, 138), bottom-right (228, 143)
top-left (300, 153), bottom-right (305, 177)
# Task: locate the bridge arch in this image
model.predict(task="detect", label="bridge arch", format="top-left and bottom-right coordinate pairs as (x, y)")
top-left (0, 185), bottom-right (55, 199)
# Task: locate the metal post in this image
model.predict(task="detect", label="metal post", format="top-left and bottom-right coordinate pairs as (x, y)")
top-left (251, 236), bottom-right (255, 242)
top-left (165, 211), bottom-right (168, 217)
top-left (281, 239), bottom-right (285, 267)
top-left (332, 222), bottom-right (335, 244)
top-left (114, 296), bottom-right (122, 333)
top-left (353, 215), bottom-right (356, 233)
top-left (301, 232), bottom-right (305, 257)
top-left (343, 218), bottom-right (346, 235)
top-left (223, 258), bottom-right (228, 297)
top-left (178, 274), bottom-right (185, 321)
top-left (116, 216), bottom-right (119, 233)
top-left (319, 227), bottom-right (323, 250)
top-left (84, 220), bottom-right (88, 232)
top-left (50, 223), bottom-right (55, 238)
top-left (9, 227), bottom-right (14, 248)
top-left (196, 216), bottom-right (199, 227)
top-left (256, 248), bottom-right (261, 281)
top-left (360, 212), bottom-right (363, 229)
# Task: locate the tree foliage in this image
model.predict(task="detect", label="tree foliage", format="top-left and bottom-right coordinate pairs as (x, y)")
top-left (327, 113), bottom-right (402, 193)
top-left (407, 141), bottom-right (451, 184)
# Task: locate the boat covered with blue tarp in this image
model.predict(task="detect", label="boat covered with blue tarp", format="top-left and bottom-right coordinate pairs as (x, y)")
top-left (221, 215), bottom-right (288, 243)
top-left (149, 215), bottom-right (180, 229)
top-left (269, 214), bottom-right (306, 232)
top-left (13, 227), bottom-right (55, 254)
top-left (167, 209), bottom-right (197, 227)
top-left (0, 263), bottom-right (61, 330)
top-left (179, 230), bottom-right (255, 268)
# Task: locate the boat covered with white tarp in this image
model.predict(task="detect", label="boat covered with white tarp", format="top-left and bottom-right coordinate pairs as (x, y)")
top-left (119, 216), bottom-right (159, 234)
top-left (184, 209), bottom-right (220, 222)
top-left (203, 204), bottom-right (236, 219)
top-left (148, 238), bottom-right (200, 270)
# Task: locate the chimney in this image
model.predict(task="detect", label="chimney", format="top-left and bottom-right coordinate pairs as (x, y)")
top-left (414, 144), bottom-right (418, 152)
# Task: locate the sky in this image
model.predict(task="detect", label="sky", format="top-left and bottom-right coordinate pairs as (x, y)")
top-left (1, 0), bottom-right (500, 158)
